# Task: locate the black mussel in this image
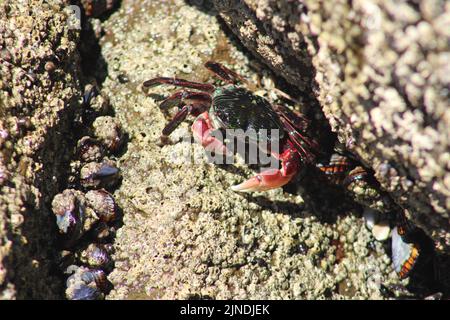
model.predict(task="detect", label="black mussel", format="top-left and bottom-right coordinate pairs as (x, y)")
top-left (80, 159), bottom-right (120, 189)
top-left (93, 116), bottom-right (124, 154)
top-left (70, 284), bottom-right (102, 300)
top-left (79, 243), bottom-right (113, 270)
top-left (81, 84), bottom-right (111, 118)
top-left (52, 189), bottom-right (87, 246)
top-left (80, 269), bottom-right (109, 292)
top-left (52, 189), bottom-right (100, 247)
top-left (117, 73), bottom-right (129, 83)
top-left (65, 265), bottom-right (109, 300)
top-left (82, 84), bottom-right (98, 108)
top-left (85, 189), bottom-right (117, 222)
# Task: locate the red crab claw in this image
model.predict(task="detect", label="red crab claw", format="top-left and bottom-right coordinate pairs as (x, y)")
top-left (231, 141), bottom-right (300, 192)
top-left (191, 112), bottom-right (233, 156)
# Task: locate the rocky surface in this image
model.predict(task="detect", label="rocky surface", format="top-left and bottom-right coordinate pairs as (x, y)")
top-left (0, 0), bottom-right (82, 298)
top-left (99, 0), bottom-right (399, 299)
top-left (1, 0), bottom-right (446, 300)
top-left (212, 0), bottom-right (450, 251)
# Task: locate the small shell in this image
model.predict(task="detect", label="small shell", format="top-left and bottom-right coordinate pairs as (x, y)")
top-left (80, 269), bottom-right (109, 292)
top-left (77, 136), bottom-right (105, 162)
top-left (424, 292), bottom-right (443, 300)
top-left (44, 61), bottom-right (56, 72)
top-left (80, 159), bottom-right (120, 189)
top-left (117, 73), bottom-right (129, 83)
top-left (85, 189), bottom-right (117, 222)
top-left (391, 227), bottom-right (420, 279)
top-left (52, 189), bottom-right (87, 245)
top-left (79, 243), bottom-right (112, 270)
top-left (93, 116), bottom-right (124, 154)
top-left (68, 283), bottom-right (103, 300)
top-left (65, 265), bottom-right (108, 300)
top-left (372, 220), bottom-right (390, 241)
top-left (52, 189), bottom-right (99, 247)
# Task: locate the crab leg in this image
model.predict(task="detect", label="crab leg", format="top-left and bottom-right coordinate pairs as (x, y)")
top-left (231, 141), bottom-right (300, 192)
top-left (316, 153), bottom-right (355, 185)
top-left (162, 104), bottom-right (209, 136)
top-left (275, 105), bottom-right (318, 163)
top-left (160, 90), bottom-right (212, 109)
top-left (191, 112), bottom-right (232, 156)
top-left (274, 104), bottom-right (310, 131)
top-left (204, 61), bottom-right (247, 85)
top-left (143, 77), bottom-right (215, 92)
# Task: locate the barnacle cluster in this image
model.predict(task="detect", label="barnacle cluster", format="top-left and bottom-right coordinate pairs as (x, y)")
top-left (51, 84), bottom-right (125, 300)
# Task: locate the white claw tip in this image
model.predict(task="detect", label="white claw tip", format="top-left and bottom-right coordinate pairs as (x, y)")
top-left (230, 184), bottom-right (253, 192)
top-left (230, 184), bottom-right (244, 192)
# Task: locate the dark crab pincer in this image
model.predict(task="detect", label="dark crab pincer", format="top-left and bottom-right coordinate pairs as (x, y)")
top-left (143, 61), bottom-right (318, 192)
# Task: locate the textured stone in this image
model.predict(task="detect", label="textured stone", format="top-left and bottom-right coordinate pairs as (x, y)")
top-left (0, 0), bottom-right (83, 298)
top-left (100, 0), bottom-right (398, 300)
top-left (212, 0), bottom-right (450, 251)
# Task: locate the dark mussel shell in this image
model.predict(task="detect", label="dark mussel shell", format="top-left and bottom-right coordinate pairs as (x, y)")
top-left (52, 189), bottom-right (87, 246)
top-left (65, 265), bottom-right (108, 300)
top-left (80, 159), bottom-right (120, 189)
top-left (85, 189), bottom-right (117, 222)
top-left (93, 116), bottom-right (124, 154)
top-left (79, 243), bottom-right (113, 270)
top-left (82, 84), bottom-right (112, 118)
top-left (69, 284), bottom-right (103, 300)
top-left (82, 84), bottom-right (98, 107)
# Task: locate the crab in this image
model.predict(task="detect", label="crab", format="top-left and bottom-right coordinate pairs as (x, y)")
top-left (143, 61), bottom-right (450, 298)
top-left (143, 61), bottom-right (319, 192)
